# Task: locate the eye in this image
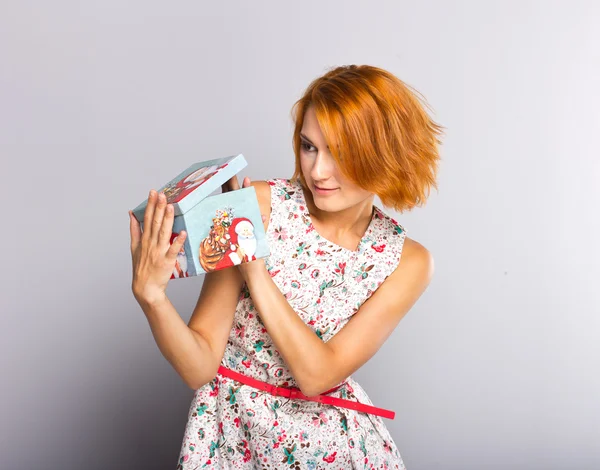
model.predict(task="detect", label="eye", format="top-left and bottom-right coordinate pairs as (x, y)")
top-left (300, 141), bottom-right (316, 153)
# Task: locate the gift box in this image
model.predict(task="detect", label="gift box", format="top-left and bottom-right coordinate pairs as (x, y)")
top-left (131, 154), bottom-right (270, 279)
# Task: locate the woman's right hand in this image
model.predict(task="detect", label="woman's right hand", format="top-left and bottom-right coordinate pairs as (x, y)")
top-left (129, 190), bottom-right (187, 306)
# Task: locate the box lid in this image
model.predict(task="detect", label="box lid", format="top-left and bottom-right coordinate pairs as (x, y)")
top-left (132, 154), bottom-right (247, 221)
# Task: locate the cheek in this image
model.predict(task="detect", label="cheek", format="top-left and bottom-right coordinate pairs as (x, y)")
top-left (299, 154), bottom-right (312, 177)
top-left (340, 184), bottom-right (371, 203)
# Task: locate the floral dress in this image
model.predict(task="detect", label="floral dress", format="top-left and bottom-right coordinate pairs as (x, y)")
top-left (177, 177), bottom-right (408, 469)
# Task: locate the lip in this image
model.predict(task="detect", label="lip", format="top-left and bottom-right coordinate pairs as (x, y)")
top-left (314, 184), bottom-right (339, 195)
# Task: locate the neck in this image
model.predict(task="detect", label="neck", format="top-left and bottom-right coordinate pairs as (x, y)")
top-left (304, 185), bottom-right (375, 239)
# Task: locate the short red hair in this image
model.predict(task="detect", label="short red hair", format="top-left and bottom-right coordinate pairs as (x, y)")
top-left (291, 65), bottom-right (444, 212)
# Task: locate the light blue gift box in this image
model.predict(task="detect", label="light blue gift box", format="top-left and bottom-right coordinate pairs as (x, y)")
top-left (131, 154), bottom-right (270, 278)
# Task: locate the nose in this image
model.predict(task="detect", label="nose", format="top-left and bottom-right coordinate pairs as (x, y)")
top-left (310, 150), bottom-right (335, 181)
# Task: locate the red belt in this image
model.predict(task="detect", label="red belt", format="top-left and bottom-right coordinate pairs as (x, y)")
top-left (217, 366), bottom-right (395, 420)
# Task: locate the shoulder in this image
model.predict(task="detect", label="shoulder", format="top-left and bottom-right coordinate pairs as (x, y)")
top-left (246, 179), bottom-right (291, 232)
top-left (371, 207), bottom-right (434, 283)
top-left (389, 236), bottom-right (435, 288)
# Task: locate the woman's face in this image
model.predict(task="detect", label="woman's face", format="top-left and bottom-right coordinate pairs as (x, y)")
top-left (299, 105), bottom-right (373, 212)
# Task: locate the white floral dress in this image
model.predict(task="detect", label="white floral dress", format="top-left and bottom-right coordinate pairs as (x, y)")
top-left (177, 177), bottom-right (408, 469)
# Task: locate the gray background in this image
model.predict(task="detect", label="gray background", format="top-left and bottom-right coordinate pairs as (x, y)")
top-left (1, 1), bottom-right (599, 469)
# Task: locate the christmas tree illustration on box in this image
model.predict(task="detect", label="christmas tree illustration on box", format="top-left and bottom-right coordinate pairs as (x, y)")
top-left (131, 154), bottom-right (270, 279)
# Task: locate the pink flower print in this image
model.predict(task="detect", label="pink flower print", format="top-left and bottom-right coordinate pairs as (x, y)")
top-left (274, 225), bottom-right (289, 241)
top-left (334, 262), bottom-right (346, 275)
top-left (315, 248), bottom-right (326, 256)
top-left (310, 269), bottom-right (320, 279)
top-left (312, 411), bottom-right (329, 426)
top-left (234, 417), bottom-right (241, 428)
top-left (383, 440), bottom-right (393, 453)
top-left (323, 451), bottom-right (337, 463)
top-left (290, 279), bottom-right (301, 289)
top-left (234, 323), bottom-right (245, 338)
top-left (371, 243), bottom-right (386, 253)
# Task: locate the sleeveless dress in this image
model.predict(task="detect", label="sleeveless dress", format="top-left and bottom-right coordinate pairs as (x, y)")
top-left (176, 177), bottom-right (408, 469)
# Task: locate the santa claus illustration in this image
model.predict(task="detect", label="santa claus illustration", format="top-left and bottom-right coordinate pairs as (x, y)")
top-left (231, 217), bottom-right (257, 262)
top-left (162, 162), bottom-right (229, 204)
top-left (170, 232), bottom-right (189, 279)
top-left (213, 217), bottom-right (257, 270)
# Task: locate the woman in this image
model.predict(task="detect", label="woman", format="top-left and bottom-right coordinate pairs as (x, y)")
top-left (129, 64), bottom-right (442, 469)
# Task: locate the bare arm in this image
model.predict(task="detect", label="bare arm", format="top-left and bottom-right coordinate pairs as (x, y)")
top-left (138, 266), bottom-right (244, 390)
top-left (130, 177), bottom-right (269, 390)
top-left (240, 238), bottom-right (433, 397)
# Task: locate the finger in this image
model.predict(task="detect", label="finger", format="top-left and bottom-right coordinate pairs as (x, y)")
top-left (242, 176), bottom-right (251, 188)
top-left (129, 210), bottom-right (141, 255)
top-left (142, 190), bottom-right (157, 243)
top-left (150, 192), bottom-right (168, 242)
top-left (226, 175), bottom-right (240, 191)
top-left (166, 230), bottom-right (187, 260)
top-left (158, 203), bottom-right (174, 248)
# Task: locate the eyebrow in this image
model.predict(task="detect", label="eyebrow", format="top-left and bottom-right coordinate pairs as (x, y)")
top-left (300, 133), bottom-right (329, 149)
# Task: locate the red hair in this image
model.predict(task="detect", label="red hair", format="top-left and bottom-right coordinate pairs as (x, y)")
top-left (291, 65), bottom-right (444, 212)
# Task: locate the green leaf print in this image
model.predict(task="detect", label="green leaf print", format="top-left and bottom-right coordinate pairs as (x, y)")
top-left (227, 386), bottom-right (240, 405)
top-left (295, 242), bottom-right (311, 256)
top-left (360, 433), bottom-right (368, 456)
top-left (282, 443), bottom-right (297, 464)
top-left (270, 399), bottom-right (281, 418)
top-left (315, 327), bottom-right (330, 339)
top-left (340, 416), bottom-right (348, 432)
top-left (209, 439), bottom-right (222, 458)
top-left (318, 279), bottom-right (334, 297)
